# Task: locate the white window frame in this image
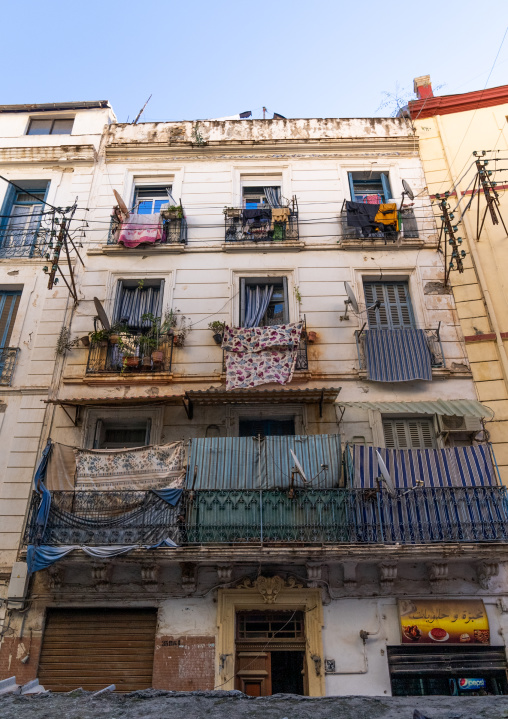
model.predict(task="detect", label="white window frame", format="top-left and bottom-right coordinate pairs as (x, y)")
top-left (103, 270), bottom-right (173, 327)
top-left (82, 406), bottom-right (164, 449)
top-left (232, 168), bottom-right (289, 206)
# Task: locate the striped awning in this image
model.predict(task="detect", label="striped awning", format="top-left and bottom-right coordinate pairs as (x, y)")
top-left (346, 444), bottom-right (498, 487)
top-left (364, 328), bottom-right (432, 382)
top-left (338, 399), bottom-right (493, 419)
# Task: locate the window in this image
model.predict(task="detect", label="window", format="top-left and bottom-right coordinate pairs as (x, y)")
top-left (364, 281), bottom-right (415, 329)
top-left (0, 181), bottom-right (48, 256)
top-left (348, 171), bottom-right (391, 204)
top-left (240, 277), bottom-right (289, 327)
top-left (383, 418), bottom-right (436, 449)
top-left (27, 118), bottom-right (74, 135)
top-left (0, 291), bottom-right (21, 347)
top-left (133, 186), bottom-right (172, 214)
top-left (93, 417), bottom-right (151, 449)
top-left (112, 278), bottom-right (164, 331)
top-left (239, 418), bottom-right (295, 437)
top-left (242, 186), bottom-right (281, 208)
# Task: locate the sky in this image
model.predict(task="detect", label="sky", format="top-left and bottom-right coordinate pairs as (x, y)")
top-left (1, 1), bottom-right (507, 123)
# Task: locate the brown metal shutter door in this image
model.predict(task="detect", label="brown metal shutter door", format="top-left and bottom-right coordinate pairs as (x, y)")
top-left (38, 608), bottom-right (157, 692)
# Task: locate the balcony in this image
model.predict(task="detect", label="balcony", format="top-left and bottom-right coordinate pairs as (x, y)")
top-left (108, 213), bottom-right (187, 246)
top-left (224, 207), bottom-right (299, 245)
top-left (355, 325), bottom-right (445, 377)
top-left (222, 333), bottom-right (309, 372)
top-left (0, 226), bottom-right (52, 259)
top-left (86, 333), bottom-right (173, 374)
top-left (24, 485), bottom-right (508, 548)
top-left (0, 347), bottom-right (19, 385)
top-left (340, 207), bottom-right (419, 243)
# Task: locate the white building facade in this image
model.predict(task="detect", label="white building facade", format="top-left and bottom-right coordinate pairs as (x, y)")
top-left (0, 111), bottom-right (507, 697)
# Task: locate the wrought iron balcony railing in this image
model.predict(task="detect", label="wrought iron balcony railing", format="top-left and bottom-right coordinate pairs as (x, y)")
top-left (86, 333), bottom-right (173, 374)
top-left (340, 207), bottom-right (419, 242)
top-left (24, 486), bottom-right (508, 548)
top-left (0, 227), bottom-right (52, 258)
top-left (0, 347), bottom-right (19, 386)
top-left (107, 214), bottom-right (187, 245)
top-left (355, 326), bottom-right (445, 371)
top-left (224, 208), bottom-right (299, 244)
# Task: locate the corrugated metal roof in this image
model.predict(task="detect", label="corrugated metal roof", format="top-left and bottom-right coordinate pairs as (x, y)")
top-left (44, 395), bottom-right (184, 406)
top-left (338, 399), bottom-right (493, 419)
top-left (187, 434), bottom-right (342, 490)
top-left (186, 387), bottom-right (341, 406)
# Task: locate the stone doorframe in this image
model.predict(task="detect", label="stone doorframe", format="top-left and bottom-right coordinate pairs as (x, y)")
top-left (216, 578), bottom-right (325, 696)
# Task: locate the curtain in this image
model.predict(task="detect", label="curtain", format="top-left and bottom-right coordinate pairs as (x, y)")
top-left (244, 284), bottom-right (273, 328)
top-left (264, 187), bottom-right (281, 208)
top-left (116, 285), bottom-right (162, 330)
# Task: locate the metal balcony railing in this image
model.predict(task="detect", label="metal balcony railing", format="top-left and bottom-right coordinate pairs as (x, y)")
top-left (0, 227), bottom-right (52, 258)
top-left (86, 333), bottom-right (173, 374)
top-left (24, 486), bottom-right (508, 548)
top-left (0, 347), bottom-right (19, 385)
top-left (224, 208), bottom-right (299, 243)
top-left (355, 326), bottom-right (445, 371)
top-left (340, 207), bottom-right (419, 242)
top-left (107, 215), bottom-right (187, 245)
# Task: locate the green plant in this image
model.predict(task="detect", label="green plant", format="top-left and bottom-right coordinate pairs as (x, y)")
top-left (161, 308), bottom-right (178, 333)
top-left (208, 320), bottom-right (226, 334)
top-left (89, 328), bottom-right (111, 344)
top-left (137, 279), bottom-right (145, 290)
top-left (163, 205), bottom-right (183, 219)
top-left (56, 326), bottom-right (80, 355)
top-left (294, 286), bottom-right (302, 304)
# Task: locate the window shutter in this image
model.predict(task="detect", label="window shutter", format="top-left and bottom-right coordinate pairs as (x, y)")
top-left (348, 173), bottom-right (356, 201)
top-left (365, 282), bottom-right (414, 329)
top-left (383, 418), bottom-right (436, 449)
top-left (419, 420), bottom-right (435, 448)
top-left (380, 173), bottom-right (392, 202)
top-left (383, 421), bottom-right (396, 448)
top-left (144, 418), bottom-right (152, 446)
top-left (364, 283), bottom-right (389, 329)
top-left (282, 277), bottom-right (289, 323)
top-left (93, 420), bottom-right (103, 449)
top-left (0, 293), bottom-right (21, 347)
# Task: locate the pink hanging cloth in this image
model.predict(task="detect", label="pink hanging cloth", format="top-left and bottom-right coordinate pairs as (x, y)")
top-left (117, 214), bottom-right (162, 248)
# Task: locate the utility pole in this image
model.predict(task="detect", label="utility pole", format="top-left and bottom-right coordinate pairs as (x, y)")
top-left (469, 152), bottom-right (508, 240)
top-left (435, 193), bottom-right (466, 285)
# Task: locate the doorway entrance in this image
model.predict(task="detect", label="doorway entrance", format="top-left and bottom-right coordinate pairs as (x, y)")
top-left (235, 611), bottom-right (306, 696)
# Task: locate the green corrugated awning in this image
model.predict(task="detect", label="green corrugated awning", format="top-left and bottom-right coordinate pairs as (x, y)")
top-left (338, 399), bottom-right (494, 419)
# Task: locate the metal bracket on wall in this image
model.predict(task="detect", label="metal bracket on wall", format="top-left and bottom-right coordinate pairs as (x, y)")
top-left (183, 392), bottom-right (193, 420)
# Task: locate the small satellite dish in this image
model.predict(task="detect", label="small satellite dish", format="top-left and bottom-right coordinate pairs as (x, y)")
top-left (290, 449), bottom-right (309, 483)
top-left (341, 282), bottom-right (359, 321)
top-left (400, 180), bottom-right (415, 209)
top-left (375, 450), bottom-right (397, 497)
top-left (93, 297), bottom-right (111, 331)
top-left (113, 190), bottom-right (129, 216)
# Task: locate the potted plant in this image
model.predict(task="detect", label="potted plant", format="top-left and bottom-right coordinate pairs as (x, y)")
top-left (89, 328), bottom-right (111, 347)
top-left (224, 207), bottom-right (242, 219)
top-left (208, 320), bottom-right (226, 345)
top-left (108, 321), bottom-right (128, 346)
top-left (161, 205), bottom-right (183, 221)
top-left (122, 353), bottom-right (140, 370)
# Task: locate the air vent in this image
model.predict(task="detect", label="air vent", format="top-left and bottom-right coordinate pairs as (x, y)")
top-left (437, 415), bottom-right (482, 434)
top-left (442, 415), bottom-right (464, 430)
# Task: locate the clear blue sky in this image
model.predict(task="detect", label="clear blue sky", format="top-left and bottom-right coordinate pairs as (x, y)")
top-left (2, 0), bottom-right (507, 122)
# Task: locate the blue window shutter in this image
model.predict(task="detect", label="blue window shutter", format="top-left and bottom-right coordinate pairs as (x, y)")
top-left (348, 173), bottom-right (356, 201)
top-left (282, 277), bottom-right (289, 323)
top-left (0, 292), bottom-right (21, 347)
top-left (380, 173), bottom-right (392, 202)
top-left (0, 185), bottom-right (16, 235)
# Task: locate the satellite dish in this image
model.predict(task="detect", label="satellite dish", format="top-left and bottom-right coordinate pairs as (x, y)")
top-left (113, 190), bottom-right (129, 215)
top-left (400, 180), bottom-right (415, 209)
top-left (375, 450), bottom-right (396, 497)
top-left (290, 449), bottom-right (309, 483)
top-left (93, 297), bottom-right (111, 331)
top-left (341, 282), bottom-right (359, 321)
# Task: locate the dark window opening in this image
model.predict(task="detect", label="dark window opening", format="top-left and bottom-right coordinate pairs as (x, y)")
top-left (240, 277), bottom-right (289, 328)
top-left (113, 278), bottom-right (164, 332)
top-left (271, 651), bottom-right (305, 695)
top-left (243, 186), bottom-right (281, 208)
top-left (348, 171), bottom-right (391, 204)
top-left (237, 612), bottom-right (304, 640)
top-left (27, 118), bottom-right (74, 135)
top-left (94, 418), bottom-right (151, 449)
top-left (239, 418), bottom-right (295, 437)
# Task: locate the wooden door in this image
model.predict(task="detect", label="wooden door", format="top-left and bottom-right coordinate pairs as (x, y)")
top-left (235, 651), bottom-right (271, 696)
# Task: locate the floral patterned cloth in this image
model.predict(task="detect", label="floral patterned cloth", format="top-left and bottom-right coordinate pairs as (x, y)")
top-left (117, 214), bottom-right (162, 248)
top-left (75, 441), bottom-right (185, 491)
top-left (222, 322), bottom-right (303, 390)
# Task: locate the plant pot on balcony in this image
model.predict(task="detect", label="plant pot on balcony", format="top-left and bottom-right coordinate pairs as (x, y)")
top-left (306, 331), bottom-right (318, 343)
top-left (80, 335), bottom-right (90, 347)
top-left (109, 334), bottom-right (120, 345)
top-left (224, 208), bottom-right (242, 219)
top-left (213, 333), bottom-right (223, 345)
top-left (151, 349), bottom-right (164, 363)
top-left (123, 356), bottom-right (140, 369)
top-left (141, 355), bottom-right (152, 368)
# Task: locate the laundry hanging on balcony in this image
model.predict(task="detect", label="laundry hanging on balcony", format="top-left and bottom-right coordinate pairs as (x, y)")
top-left (346, 444), bottom-right (498, 488)
top-left (363, 328), bottom-right (432, 382)
top-left (222, 322), bottom-right (303, 390)
top-left (117, 214), bottom-right (163, 248)
top-left (44, 440), bottom-right (185, 491)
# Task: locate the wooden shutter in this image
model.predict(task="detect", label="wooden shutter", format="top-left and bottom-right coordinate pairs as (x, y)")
top-left (383, 419), bottom-right (436, 449)
top-left (348, 172), bottom-right (356, 201)
top-left (364, 282), bottom-right (414, 329)
top-left (38, 608), bottom-right (157, 692)
top-left (0, 292), bottom-right (21, 347)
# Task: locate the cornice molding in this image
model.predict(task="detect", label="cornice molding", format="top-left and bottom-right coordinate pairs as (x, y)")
top-left (0, 144), bottom-right (97, 165)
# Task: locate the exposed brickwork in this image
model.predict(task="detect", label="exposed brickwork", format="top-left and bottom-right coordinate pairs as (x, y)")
top-left (153, 635), bottom-right (215, 691)
top-left (464, 333), bottom-right (497, 343)
top-left (0, 635), bottom-right (41, 685)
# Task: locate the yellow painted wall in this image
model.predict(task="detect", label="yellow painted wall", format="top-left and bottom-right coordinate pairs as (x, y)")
top-left (413, 94), bottom-right (508, 484)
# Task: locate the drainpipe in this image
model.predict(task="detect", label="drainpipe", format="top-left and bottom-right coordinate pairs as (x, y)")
top-left (435, 114), bottom-right (508, 387)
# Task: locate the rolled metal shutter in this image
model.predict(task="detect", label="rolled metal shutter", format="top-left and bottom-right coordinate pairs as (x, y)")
top-left (38, 608), bottom-right (157, 692)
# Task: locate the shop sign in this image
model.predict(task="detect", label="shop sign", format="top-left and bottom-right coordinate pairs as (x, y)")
top-left (399, 599), bottom-right (490, 645)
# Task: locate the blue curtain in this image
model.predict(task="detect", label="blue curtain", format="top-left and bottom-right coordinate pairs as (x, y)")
top-left (264, 187), bottom-right (281, 208)
top-left (244, 285), bottom-right (273, 328)
top-left (116, 286), bottom-right (162, 330)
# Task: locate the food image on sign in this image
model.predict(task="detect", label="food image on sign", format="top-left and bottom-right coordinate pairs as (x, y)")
top-left (399, 600), bottom-right (489, 645)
